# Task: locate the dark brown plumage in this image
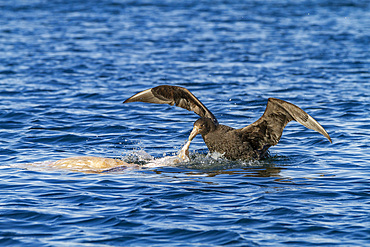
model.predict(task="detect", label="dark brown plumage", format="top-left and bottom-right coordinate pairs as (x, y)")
top-left (124, 85), bottom-right (332, 160)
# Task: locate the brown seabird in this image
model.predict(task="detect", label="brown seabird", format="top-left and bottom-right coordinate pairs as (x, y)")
top-left (124, 85), bottom-right (332, 160)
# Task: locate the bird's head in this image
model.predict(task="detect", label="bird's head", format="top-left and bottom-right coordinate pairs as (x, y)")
top-left (189, 118), bottom-right (216, 140)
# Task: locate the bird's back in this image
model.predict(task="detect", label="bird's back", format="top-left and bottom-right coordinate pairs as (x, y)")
top-left (201, 124), bottom-right (258, 160)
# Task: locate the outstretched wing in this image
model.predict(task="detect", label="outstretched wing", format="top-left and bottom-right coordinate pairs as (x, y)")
top-left (124, 85), bottom-right (218, 125)
top-left (241, 98), bottom-right (332, 148)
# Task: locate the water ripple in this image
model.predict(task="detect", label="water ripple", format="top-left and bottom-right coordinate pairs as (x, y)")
top-left (1, 0), bottom-right (369, 246)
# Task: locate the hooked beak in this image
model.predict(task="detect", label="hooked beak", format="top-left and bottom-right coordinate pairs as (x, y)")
top-left (189, 125), bottom-right (200, 141)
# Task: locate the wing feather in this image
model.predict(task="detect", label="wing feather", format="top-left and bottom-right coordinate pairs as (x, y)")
top-left (241, 98), bottom-right (332, 146)
top-left (124, 85), bottom-right (218, 125)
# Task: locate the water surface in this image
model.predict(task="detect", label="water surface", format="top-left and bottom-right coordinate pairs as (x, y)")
top-left (0, 0), bottom-right (369, 246)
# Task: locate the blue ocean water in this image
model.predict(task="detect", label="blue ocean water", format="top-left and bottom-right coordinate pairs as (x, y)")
top-left (0, 0), bottom-right (369, 246)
